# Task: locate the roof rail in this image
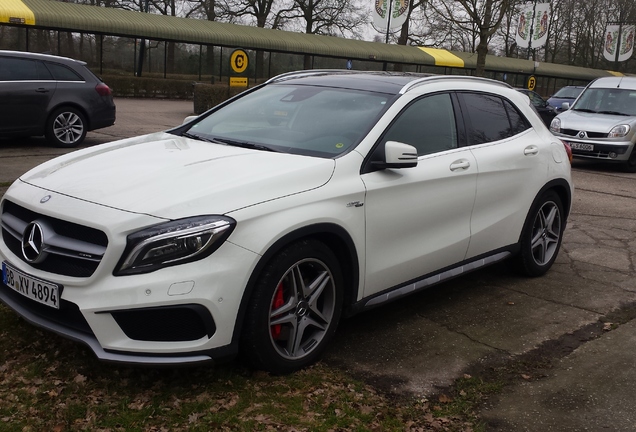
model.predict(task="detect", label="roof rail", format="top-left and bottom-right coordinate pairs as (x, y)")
top-left (265, 69), bottom-right (353, 84)
top-left (399, 75), bottom-right (513, 94)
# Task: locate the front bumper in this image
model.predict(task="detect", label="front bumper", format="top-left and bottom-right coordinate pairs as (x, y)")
top-left (558, 137), bottom-right (634, 161)
top-left (0, 183), bottom-right (259, 365)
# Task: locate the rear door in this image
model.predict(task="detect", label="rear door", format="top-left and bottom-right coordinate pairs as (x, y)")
top-left (459, 92), bottom-right (549, 259)
top-left (0, 56), bottom-right (56, 134)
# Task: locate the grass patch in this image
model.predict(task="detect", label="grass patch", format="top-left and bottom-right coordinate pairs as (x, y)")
top-left (0, 182), bottom-right (13, 188)
top-left (0, 304), bottom-right (479, 431)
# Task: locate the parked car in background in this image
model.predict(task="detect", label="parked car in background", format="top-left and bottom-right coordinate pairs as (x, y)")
top-left (547, 85), bottom-right (585, 112)
top-left (0, 50), bottom-right (116, 147)
top-left (0, 71), bottom-right (573, 374)
top-left (516, 88), bottom-right (557, 126)
top-left (550, 77), bottom-right (636, 171)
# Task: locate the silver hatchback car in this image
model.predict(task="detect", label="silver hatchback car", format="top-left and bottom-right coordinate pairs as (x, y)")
top-left (550, 76), bottom-right (636, 172)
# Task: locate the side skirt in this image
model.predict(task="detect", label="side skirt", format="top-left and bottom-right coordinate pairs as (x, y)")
top-left (349, 247), bottom-right (517, 315)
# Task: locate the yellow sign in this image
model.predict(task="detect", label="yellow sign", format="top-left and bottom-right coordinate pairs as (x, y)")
top-left (230, 77), bottom-right (248, 87)
top-left (0, 0), bottom-right (36, 25)
top-left (230, 49), bottom-right (248, 74)
top-left (527, 75), bottom-right (536, 91)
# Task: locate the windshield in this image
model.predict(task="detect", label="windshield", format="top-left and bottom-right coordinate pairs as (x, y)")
top-left (572, 87), bottom-right (636, 116)
top-left (553, 87), bottom-right (583, 99)
top-left (184, 84), bottom-right (392, 158)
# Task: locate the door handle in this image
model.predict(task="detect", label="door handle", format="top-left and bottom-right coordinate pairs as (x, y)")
top-left (450, 159), bottom-right (471, 171)
top-left (524, 145), bottom-right (539, 156)
top-left (35, 88), bottom-right (49, 93)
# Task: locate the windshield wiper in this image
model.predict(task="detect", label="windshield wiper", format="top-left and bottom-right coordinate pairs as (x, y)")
top-left (597, 110), bottom-right (629, 116)
top-left (182, 132), bottom-right (279, 152)
top-left (182, 132), bottom-right (227, 144)
top-left (219, 139), bottom-right (281, 152)
top-left (572, 108), bottom-right (597, 113)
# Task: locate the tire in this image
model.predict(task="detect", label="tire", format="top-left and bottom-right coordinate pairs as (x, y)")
top-left (241, 239), bottom-right (343, 374)
top-left (45, 107), bottom-right (87, 148)
top-left (516, 190), bottom-right (565, 277)
top-left (623, 148), bottom-right (636, 173)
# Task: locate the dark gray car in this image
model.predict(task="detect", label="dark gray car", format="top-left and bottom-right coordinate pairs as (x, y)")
top-left (0, 50), bottom-right (116, 147)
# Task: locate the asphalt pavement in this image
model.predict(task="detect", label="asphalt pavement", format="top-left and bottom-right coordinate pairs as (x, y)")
top-left (2, 98), bottom-right (636, 431)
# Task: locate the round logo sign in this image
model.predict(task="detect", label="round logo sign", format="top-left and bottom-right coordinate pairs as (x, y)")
top-left (230, 49), bottom-right (249, 74)
top-left (527, 75), bottom-right (536, 91)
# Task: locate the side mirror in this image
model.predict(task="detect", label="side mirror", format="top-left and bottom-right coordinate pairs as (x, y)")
top-left (372, 141), bottom-right (418, 169)
top-left (561, 102), bottom-right (570, 111)
top-left (182, 115), bottom-right (198, 124)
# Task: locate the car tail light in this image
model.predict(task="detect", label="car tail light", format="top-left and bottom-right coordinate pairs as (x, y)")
top-left (95, 83), bottom-right (112, 96)
top-left (562, 140), bottom-right (573, 163)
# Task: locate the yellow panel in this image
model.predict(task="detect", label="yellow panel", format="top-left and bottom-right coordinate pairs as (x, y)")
top-left (0, 0), bottom-right (35, 25)
top-left (418, 47), bottom-right (464, 68)
top-left (607, 70), bottom-right (625, 76)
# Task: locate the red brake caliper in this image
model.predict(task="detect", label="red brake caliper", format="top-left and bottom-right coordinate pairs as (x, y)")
top-left (271, 282), bottom-right (285, 340)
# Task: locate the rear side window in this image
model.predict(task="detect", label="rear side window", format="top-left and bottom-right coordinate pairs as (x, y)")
top-left (0, 57), bottom-right (53, 81)
top-left (461, 93), bottom-right (531, 145)
top-left (45, 62), bottom-right (84, 81)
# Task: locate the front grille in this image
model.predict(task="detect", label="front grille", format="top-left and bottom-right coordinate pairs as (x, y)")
top-left (1, 200), bottom-right (108, 277)
top-left (561, 129), bottom-right (608, 138)
top-left (110, 305), bottom-right (216, 342)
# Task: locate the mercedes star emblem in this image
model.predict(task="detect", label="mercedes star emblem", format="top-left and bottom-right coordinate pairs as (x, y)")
top-left (21, 222), bottom-right (47, 263)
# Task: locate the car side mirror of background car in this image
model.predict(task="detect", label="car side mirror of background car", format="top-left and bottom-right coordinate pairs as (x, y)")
top-left (372, 141), bottom-right (418, 169)
top-left (182, 115), bottom-right (198, 124)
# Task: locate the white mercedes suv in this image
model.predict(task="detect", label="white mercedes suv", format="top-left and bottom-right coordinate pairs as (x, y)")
top-left (0, 71), bottom-right (573, 373)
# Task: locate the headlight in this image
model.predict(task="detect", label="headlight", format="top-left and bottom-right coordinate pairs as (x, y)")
top-left (549, 117), bottom-right (561, 133)
top-left (609, 124), bottom-right (630, 138)
top-left (114, 215), bottom-right (236, 276)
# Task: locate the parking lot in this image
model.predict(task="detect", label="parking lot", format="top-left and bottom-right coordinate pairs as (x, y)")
top-left (2, 98), bottom-right (636, 430)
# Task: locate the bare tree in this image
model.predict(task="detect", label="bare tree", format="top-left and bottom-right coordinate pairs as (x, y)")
top-left (429, 0), bottom-right (510, 76)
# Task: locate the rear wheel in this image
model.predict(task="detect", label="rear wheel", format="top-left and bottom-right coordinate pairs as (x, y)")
top-left (241, 239), bottom-right (343, 374)
top-left (45, 107), bottom-right (87, 148)
top-left (517, 190), bottom-right (564, 277)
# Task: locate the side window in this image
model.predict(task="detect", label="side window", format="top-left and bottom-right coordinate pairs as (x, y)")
top-left (0, 57), bottom-right (49, 81)
top-left (462, 93), bottom-right (529, 145)
top-left (504, 99), bottom-right (531, 135)
top-left (45, 62), bottom-right (83, 81)
top-left (382, 93), bottom-right (457, 156)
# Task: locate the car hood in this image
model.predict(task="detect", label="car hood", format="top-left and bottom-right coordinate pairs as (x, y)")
top-left (556, 109), bottom-right (636, 133)
top-left (20, 132), bottom-right (336, 219)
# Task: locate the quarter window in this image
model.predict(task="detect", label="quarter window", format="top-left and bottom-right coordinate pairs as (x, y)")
top-left (461, 93), bottom-right (530, 145)
top-left (45, 62), bottom-right (84, 81)
top-left (382, 93), bottom-right (458, 156)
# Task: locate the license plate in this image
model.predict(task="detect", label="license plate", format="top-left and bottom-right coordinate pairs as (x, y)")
top-left (2, 261), bottom-right (60, 309)
top-left (569, 142), bottom-right (594, 151)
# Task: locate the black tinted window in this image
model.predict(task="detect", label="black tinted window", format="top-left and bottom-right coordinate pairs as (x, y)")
top-left (45, 62), bottom-right (83, 81)
top-left (504, 100), bottom-right (531, 135)
top-left (462, 93), bottom-right (529, 145)
top-left (382, 93), bottom-right (457, 156)
top-left (0, 57), bottom-right (52, 81)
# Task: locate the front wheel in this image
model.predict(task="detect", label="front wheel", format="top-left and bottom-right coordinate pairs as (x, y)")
top-left (516, 190), bottom-right (565, 277)
top-left (241, 239), bottom-right (343, 374)
top-left (623, 147), bottom-right (636, 173)
top-left (45, 107), bottom-right (87, 148)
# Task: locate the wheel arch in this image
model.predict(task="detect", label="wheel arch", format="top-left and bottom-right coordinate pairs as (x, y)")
top-left (48, 103), bottom-right (91, 129)
top-left (231, 223), bottom-right (360, 345)
top-left (518, 178), bottom-right (572, 244)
